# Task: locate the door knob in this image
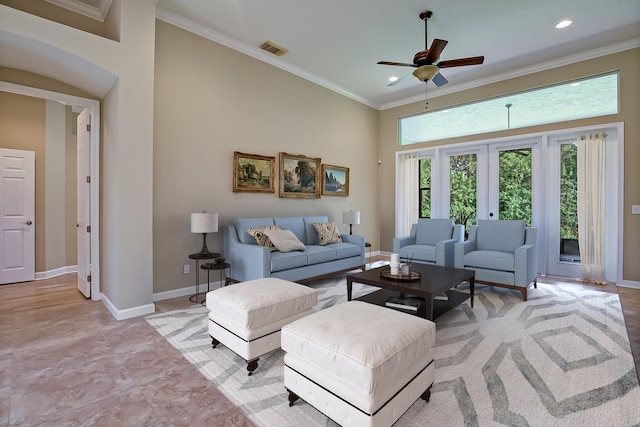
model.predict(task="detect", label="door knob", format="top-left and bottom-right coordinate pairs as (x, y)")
top-left (23, 220), bottom-right (33, 225)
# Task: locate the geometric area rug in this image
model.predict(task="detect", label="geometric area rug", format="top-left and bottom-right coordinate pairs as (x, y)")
top-left (147, 277), bottom-right (640, 427)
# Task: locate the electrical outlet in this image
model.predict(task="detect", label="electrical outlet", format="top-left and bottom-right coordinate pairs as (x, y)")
top-left (183, 264), bottom-right (190, 274)
top-left (632, 205), bottom-right (640, 215)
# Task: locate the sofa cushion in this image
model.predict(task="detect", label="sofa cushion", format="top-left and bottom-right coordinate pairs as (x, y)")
top-left (247, 225), bottom-right (281, 251)
top-left (263, 229), bottom-right (306, 253)
top-left (476, 220), bottom-right (525, 253)
top-left (274, 217), bottom-right (307, 244)
top-left (271, 251), bottom-right (308, 272)
top-left (312, 222), bottom-right (342, 245)
top-left (329, 242), bottom-right (362, 259)
top-left (303, 216), bottom-right (330, 244)
top-left (305, 245), bottom-right (338, 265)
top-left (464, 249), bottom-right (515, 272)
top-left (235, 218), bottom-right (275, 244)
top-left (415, 218), bottom-right (454, 246)
top-left (398, 244), bottom-right (436, 263)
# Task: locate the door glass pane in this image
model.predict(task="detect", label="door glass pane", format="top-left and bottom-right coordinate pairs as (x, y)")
top-left (450, 154), bottom-right (476, 233)
top-left (498, 148), bottom-right (532, 225)
top-left (419, 158), bottom-right (431, 218)
top-left (560, 143), bottom-right (580, 262)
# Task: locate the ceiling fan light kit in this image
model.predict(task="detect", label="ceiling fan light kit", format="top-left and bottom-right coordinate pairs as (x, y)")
top-left (413, 65), bottom-right (440, 82)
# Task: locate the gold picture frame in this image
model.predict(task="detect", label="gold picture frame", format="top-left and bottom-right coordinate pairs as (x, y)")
top-left (321, 164), bottom-right (349, 196)
top-left (233, 151), bottom-right (276, 193)
top-left (279, 152), bottom-right (321, 199)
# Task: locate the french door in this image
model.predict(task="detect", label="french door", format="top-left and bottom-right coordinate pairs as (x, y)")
top-left (439, 139), bottom-right (539, 228)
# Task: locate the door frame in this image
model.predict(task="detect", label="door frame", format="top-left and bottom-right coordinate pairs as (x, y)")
top-left (0, 81), bottom-right (101, 301)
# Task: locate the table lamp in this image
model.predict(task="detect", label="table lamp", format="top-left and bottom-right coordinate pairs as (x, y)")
top-left (191, 211), bottom-right (218, 255)
top-left (342, 210), bottom-right (360, 235)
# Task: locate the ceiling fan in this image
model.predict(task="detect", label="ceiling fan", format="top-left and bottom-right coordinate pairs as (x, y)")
top-left (378, 10), bottom-right (484, 87)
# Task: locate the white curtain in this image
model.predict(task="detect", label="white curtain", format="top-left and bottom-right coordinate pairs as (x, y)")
top-left (577, 133), bottom-right (607, 284)
top-left (396, 154), bottom-right (420, 237)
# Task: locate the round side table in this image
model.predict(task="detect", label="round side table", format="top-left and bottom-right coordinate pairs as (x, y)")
top-left (189, 253), bottom-right (219, 303)
top-left (200, 262), bottom-right (231, 304)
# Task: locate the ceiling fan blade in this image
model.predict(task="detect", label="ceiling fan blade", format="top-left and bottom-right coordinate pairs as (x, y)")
top-left (423, 39), bottom-right (448, 64)
top-left (377, 61), bottom-right (418, 67)
top-left (437, 56), bottom-right (485, 68)
top-left (387, 72), bottom-right (414, 86)
top-left (432, 72), bottom-right (448, 87)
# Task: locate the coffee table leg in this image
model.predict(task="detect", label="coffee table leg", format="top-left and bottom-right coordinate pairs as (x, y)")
top-left (347, 278), bottom-right (352, 301)
top-left (470, 277), bottom-right (475, 308)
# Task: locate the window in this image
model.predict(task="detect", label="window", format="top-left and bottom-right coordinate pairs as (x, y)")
top-left (399, 72), bottom-right (618, 145)
top-left (418, 158), bottom-right (431, 218)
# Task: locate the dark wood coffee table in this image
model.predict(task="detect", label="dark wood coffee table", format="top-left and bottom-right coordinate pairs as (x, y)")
top-left (347, 263), bottom-right (475, 320)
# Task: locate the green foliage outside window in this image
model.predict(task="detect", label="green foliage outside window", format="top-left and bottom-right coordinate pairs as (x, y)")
top-left (450, 154), bottom-right (477, 233)
top-left (560, 144), bottom-right (579, 240)
top-left (498, 149), bottom-right (532, 226)
top-left (419, 158), bottom-right (431, 218)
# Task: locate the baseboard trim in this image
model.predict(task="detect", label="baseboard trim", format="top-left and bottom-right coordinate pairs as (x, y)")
top-left (618, 279), bottom-right (640, 289)
top-left (153, 280), bottom-right (224, 302)
top-left (101, 292), bottom-right (155, 320)
top-left (35, 265), bottom-right (77, 280)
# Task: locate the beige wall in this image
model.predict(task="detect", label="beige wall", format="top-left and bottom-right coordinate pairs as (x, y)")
top-left (378, 48), bottom-right (640, 283)
top-left (0, 92), bottom-right (77, 272)
top-left (153, 21), bottom-right (379, 294)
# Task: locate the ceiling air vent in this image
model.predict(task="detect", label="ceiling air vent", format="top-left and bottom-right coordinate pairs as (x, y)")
top-left (260, 41), bottom-right (288, 56)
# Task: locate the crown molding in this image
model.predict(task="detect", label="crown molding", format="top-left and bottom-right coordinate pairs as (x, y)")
top-left (44, 0), bottom-right (113, 22)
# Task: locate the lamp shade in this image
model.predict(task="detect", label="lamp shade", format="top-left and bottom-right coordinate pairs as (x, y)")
top-left (342, 210), bottom-right (360, 225)
top-left (412, 65), bottom-right (440, 82)
top-left (191, 212), bottom-right (218, 233)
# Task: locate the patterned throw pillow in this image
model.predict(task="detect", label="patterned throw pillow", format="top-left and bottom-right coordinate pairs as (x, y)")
top-left (312, 222), bottom-right (342, 245)
top-left (247, 225), bottom-right (281, 251)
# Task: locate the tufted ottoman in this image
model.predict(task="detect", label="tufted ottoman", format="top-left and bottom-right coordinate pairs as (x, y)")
top-left (206, 277), bottom-right (317, 375)
top-left (282, 301), bottom-right (436, 427)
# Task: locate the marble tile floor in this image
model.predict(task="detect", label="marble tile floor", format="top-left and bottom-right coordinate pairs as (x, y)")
top-left (1, 272), bottom-right (639, 426)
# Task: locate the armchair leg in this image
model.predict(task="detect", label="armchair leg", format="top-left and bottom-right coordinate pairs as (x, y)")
top-left (520, 288), bottom-right (528, 302)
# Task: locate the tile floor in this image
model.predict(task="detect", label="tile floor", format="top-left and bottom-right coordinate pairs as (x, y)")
top-left (1, 272), bottom-right (638, 426)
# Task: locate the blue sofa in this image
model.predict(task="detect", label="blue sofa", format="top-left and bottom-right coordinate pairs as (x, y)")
top-left (222, 216), bottom-right (365, 283)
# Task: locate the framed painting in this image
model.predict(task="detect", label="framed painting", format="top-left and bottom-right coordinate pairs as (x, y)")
top-left (233, 151), bottom-right (276, 193)
top-left (279, 152), bottom-right (321, 199)
top-left (321, 164), bottom-right (349, 196)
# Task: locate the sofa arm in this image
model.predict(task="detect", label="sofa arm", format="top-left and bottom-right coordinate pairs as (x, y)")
top-left (222, 225), bottom-right (271, 282)
top-left (436, 239), bottom-right (458, 267)
top-left (393, 235), bottom-right (416, 253)
top-left (455, 240), bottom-right (477, 269)
top-left (342, 234), bottom-right (366, 264)
top-left (515, 243), bottom-right (537, 287)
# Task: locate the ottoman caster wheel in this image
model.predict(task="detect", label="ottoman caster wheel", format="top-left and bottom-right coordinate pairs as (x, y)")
top-left (286, 389), bottom-right (299, 407)
top-left (211, 337), bottom-right (220, 348)
top-left (421, 387), bottom-right (432, 402)
top-left (247, 359), bottom-right (259, 376)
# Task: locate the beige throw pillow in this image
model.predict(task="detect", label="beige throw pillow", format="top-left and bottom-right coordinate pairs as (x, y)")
top-left (262, 229), bottom-right (306, 253)
top-left (247, 225), bottom-right (281, 251)
top-left (312, 222), bottom-right (342, 245)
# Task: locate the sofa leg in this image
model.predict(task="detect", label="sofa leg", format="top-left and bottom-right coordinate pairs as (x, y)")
top-left (520, 288), bottom-right (528, 302)
top-left (247, 359), bottom-right (259, 376)
top-left (420, 385), bottom-right (432, 402)
top-left (211, 336), bottom-right (220, 348)
top-left (533, 278), bottom-right (537, 289)
top-left (286, 389), bottom-right (299, 407)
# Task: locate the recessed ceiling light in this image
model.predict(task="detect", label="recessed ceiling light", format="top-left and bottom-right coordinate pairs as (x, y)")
top-left (555, 20), bottom-right (573, 29)
top-left (389, 76), bottom-right (398, 82)
top-left (570, 82), bottom-right (580, 87)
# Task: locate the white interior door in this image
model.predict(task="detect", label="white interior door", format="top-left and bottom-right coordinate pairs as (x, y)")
top-left (77, 109), bottom-right (91, 297)
top-left (0, 148), bottom-right (35, 284)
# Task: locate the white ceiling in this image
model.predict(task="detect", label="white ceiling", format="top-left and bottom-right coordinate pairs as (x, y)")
top-left (2, 0), bottom-right (639, 109)
top-left (155, 0), bottom-right (640, 109)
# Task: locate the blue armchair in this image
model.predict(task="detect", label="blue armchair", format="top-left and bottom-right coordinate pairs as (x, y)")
top-left (393, 218), bottom-right (464, 267)
top-left (455, 220), bottom-right (538, 301)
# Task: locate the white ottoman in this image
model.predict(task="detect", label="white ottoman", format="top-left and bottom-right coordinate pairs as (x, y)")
top-left (206, 277), bottom-right (317, 375)
top-left (282, 301), bottom-right (436, 427)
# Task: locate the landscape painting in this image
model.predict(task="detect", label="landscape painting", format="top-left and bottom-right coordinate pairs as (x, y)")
top-left (322, 164), bottom-right (349, 196)
top-left (279, 152), bottom-right (321, 199)
top-left (233, 152), bottom-right (275, 193)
